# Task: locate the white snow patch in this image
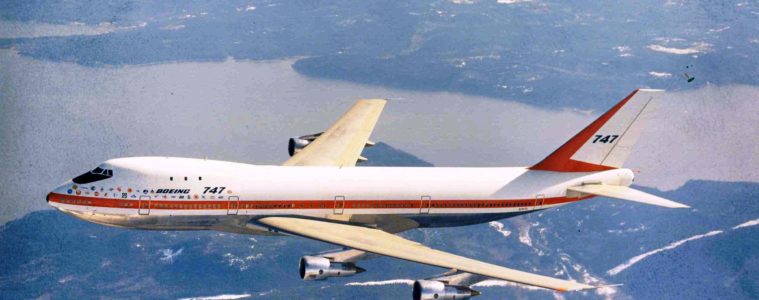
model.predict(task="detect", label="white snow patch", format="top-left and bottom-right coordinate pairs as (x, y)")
top-left (646, 42), bottom-right (712, 55)
top-left (557, 252), bottom-right (616, 299)
top-left (607, 230), bottom-right (723, 276)
top-left (223, 252), bottom-right (263, 271)
top-left (159, 248), bottom-right (184, 263)
top-left (345, 279), bottom-right (415, 286)
top-left (518, 225), bottom-right (532, 247)
top-left (58, 275), bottom-right (75, 284)
top-left (178, 294), bottom-right (251, 300)
top-left (489, 221), bottom-right (512, 238)
top-left (648, 71), bottom-right (673, 78)
top-left (708, 26), bottom-right (730, 33)
top-left (732, 218), bottom-right (759, 230)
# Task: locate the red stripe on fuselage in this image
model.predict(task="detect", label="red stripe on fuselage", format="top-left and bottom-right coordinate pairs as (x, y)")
top-left (48, 193), bottom-right (592, 211)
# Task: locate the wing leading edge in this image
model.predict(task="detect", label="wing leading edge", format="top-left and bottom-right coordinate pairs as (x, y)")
top-left (258, 217), bottom-right (597, 292)
top-left (282, 99), bottom-right (386, 167)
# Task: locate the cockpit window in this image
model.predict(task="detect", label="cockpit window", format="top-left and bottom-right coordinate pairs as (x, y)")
top-left (72, 167), bottom-right (114, 184)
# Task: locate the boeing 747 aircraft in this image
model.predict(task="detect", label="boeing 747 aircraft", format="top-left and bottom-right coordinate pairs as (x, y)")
top-left (47, 89), bottom-right (687, 299)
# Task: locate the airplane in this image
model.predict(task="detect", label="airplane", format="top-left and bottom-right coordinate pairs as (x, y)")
top-left (47, 89), bottom-right (688, 299)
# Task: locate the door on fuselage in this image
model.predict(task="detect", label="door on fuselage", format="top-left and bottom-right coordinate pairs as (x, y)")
top-left (138, 196), bottom-right (151, 215)
top-left (227, 196), bottom-right (239, 215)
top-left (420, 195), bottom-right (431, 214)
top-left (334, 196), bottom-right (345, 215)
top-left (535, 194), bottom-right (545, 209)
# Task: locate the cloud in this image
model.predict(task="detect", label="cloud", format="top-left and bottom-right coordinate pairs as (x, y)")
top-left (646, 42), bottom-right (712, 55)
top-left (345, 279), bottom-right (415, 286)
top-left (613, 46), bottom-right (633, 57)
top-left (608, 217), bottom-right (759, 276)
top-left (0, 20), bottom-right (146, 39)
top-left (607, 230), bottom-right (723, 276)
top-left (732, 218), bottom-right (759, 230)
top-left (497, 0), bottom-right (533, 4)
top-left (471, 279), bottom-right (546, 290)
top-left (178, 294), bottom-right (251, 300)
top-left (648, 71), bottom-right (672, 78)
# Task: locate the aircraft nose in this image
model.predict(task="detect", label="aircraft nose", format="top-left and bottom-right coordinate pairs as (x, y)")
top-left (46, 192), bottom-right (51, 203)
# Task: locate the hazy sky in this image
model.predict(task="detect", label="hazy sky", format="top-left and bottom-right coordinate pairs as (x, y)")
top-left (1, 49), bottom-right (757, 223)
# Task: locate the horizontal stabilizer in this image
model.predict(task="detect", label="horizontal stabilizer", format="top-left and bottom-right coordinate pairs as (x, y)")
top-left (568, 185), bottom-right (689, 208)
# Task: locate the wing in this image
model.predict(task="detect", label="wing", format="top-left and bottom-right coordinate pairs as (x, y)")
top-left (258, 217), bottom-right (596, 292)
top-left (567, 184), bottom-right (689, 208)
top-left (282, 99), bottom-right (386, 167)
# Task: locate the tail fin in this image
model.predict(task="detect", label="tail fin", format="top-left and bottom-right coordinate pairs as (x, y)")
top-left (530, 89), bottom-right (662, 172)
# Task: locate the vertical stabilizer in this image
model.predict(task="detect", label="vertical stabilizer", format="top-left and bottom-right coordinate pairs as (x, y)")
top-left (530, 89), bottom-right (662, 172)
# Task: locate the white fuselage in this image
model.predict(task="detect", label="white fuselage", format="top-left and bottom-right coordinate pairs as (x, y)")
top-left (47, 157), bottom-right (634, 233)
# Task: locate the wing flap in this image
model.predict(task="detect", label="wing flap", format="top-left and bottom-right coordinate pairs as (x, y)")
top-left (282, 99), bottom-right (386, 167)
top-left (258, 217), bottom-right (595, 292)
top-left (568, 184), bottom-right (689, 208)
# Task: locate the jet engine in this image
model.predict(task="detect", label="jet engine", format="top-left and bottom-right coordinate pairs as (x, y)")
top-left (412, 280), bottom-right (481, 300)
top-left (288, 133), bottom-right (322, 156)
top-left (299, 256), bottom-right (365, 280)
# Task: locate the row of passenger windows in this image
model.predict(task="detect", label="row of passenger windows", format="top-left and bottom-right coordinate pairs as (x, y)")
top-left (353, 203), bottom-right (414, 208)
top-left (61, 199), bottom-right (93, 205)
top-left (432, 202), bottom-right (529, 208)
top-left (59, 199), bottom-right (531, 209)
top-left (155, 203), bottom-right (221, 209)
top-left (242, 203), bottom-right (295, 209)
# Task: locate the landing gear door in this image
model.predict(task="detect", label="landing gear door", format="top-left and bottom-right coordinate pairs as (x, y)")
top-left (138, 196), bottom-right (151, 215)
top-left (420, 195), bottom-right (431, 214)
top-left (227, 196), bottom-right (240, 215)
top-left (334, 196), bottom-right (345, 215)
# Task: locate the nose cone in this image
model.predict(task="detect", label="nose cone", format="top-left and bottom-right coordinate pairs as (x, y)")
top-left (48, 181), bottom-right (74, 208)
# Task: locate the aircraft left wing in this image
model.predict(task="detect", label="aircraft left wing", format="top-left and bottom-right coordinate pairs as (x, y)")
top-left (258, 216), bottom-right (596, 292)
top-left (282, 99), bottom-right (386, 167)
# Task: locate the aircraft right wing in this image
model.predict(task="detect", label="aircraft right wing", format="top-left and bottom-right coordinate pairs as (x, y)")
top-left (282, 99), bottom-right (386, 167)
top-left (258, 216), bottom-right (597, 292)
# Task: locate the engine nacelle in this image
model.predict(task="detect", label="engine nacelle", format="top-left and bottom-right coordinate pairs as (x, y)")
top-left (412, 280), bottom-right (480, 300)
top-left (299, 256), bottom-right (365, 280)
top-left (288, 133), bottom-right (323, 156)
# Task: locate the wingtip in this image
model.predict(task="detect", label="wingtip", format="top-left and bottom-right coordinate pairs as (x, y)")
top-left (357, 98), bottom-right (388, 104)
top-left (574, 283), bottom-right (623, 292)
